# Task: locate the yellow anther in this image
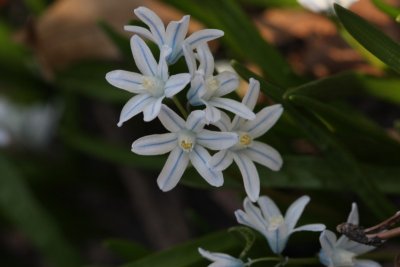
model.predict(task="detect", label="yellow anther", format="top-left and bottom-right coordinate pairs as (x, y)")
top-left (180, 140), bottom-right (193, 151)
top-left (239, 134), bottom-right (252, 146)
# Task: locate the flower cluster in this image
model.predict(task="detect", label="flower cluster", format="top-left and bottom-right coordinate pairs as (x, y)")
top-left (106, 6), bottom-right (283, 201)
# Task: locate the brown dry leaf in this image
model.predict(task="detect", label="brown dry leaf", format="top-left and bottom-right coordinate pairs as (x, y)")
top-left (24, 0), bottom-right (205, 76)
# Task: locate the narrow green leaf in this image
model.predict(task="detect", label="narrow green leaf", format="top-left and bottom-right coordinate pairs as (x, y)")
top-left (104, 239), bottom-right (151, 261)
top-left (371, 0), bottom-right (400, 19)
top-left (0, 154), bottom-right (81, 267)
top-left (335, 4), bottom-right (400, 73)
top-left (163, 0), bottom-right (301, 87)
top-left (98, 21), bottom-right (131, 58)
top-left (122, 231), bottom-right (241, 267)
top-left (239, 0), bottom-right (298, 8)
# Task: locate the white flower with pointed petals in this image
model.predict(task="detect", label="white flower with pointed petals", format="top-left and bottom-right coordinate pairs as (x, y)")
top-left (198, 248), bottom-right (245, 267)
top-left (319, 203), bottom-right (381, 267)
top-left (210, 78), bottom-right (282, 201)
top-left (124, 6), bottom-right (224, 64)
top-left (106, 35), bottom-right (191, 125)
top-left (131, 105), bottom-right (238, 191)
top-left (183, 43), bottom-right (255, 123)
top-left (298, 0), bottom-right (358, 13)
top-left (235, 195), bottom-right (325, 255)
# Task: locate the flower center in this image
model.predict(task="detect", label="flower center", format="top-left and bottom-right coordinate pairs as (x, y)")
top-left (178, 130), bottom-right (196, 152)
top-left (232, 132), bottom-right (252, 150)
top-left (142, 76), bottom-right (164, 97)
top-left (331, 249), bottom-right (355, 267)
top-left (268, 215), bottom-right (284, 231)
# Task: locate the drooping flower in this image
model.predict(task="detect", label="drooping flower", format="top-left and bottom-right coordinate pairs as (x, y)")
top-left (124, 6), bottom-right (224, 64)
top-left (198, 248), bottom-right (245, 267)
top-left (106, 35), bottom-right (191, 125)
top-left (131, 105), bottom-right (238, 191)
top-left (297, 0), bottom-right (358, 13)
top-left (210, 78), bottom-right (283, 201)
top-left (184, 43), bottom-right (256, 123)
top-left (235, 195), bottom-right (326, 255)
top-left (319, 203), bottom-right (381, 267)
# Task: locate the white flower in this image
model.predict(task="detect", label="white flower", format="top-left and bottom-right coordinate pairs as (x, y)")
top-left (184, 43), bottom-right (256, 123)
top-left (198, 248), bottom-right (245, 267)
top-left (124, 6), bottom-right (224, 64)
top-left (319, 203), bottom-right (381, 267)
top-left (131, 105), bottom-right (238, 191)
top-left (210, 78), bottom-right (283, 201)
top-left (297, 0), bottom-right (358, 13)
top-left (106, 35), bottom-right (191, 125)
top-left (235, 195), bottom-right (326, 255)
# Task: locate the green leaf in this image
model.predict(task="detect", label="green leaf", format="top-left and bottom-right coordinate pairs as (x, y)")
top-left (239, 0), bottom-right (299, 8)
top-left (371, 0), bottom-right (400, 20)
top-left (122, 231), bottom-right (241, 267)
top-left (56, 61), bottom-right (131, 103)
top-left (335, 4), bottom-right (400, 73)
top-left (0, 154), bottom-right (81, 267)
top-left (104, 239), bottom-right (151, 261)
top-left (23, 0), bottom-right (46, 15)
top-left (98, 21), bottom-right (131, 58)
top-left (163, 0), bottom-right (301, 87)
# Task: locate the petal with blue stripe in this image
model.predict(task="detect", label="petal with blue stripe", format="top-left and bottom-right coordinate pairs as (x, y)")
top-left (243, 104), bottom-right (283, 139)
top-left (143, 96), bottom-right (163, 122)
top-left (158, 105), bottom-right (185, 132)
top-left (131, 133), bottom-right (177, 155)
top-left (157, 147), bottom-right (189, 191)
top-left (124, 25), bottom-right (155, 42)
top-left (233, 153), bottom-right (260, 202)
top-left (243, 141), bottom-right (283, 171)
top-left (197, 43), bottom-right (214, 77)
top-left (209, 97), bottom-right (255, 120)
top-left (165, 15), bottom-right (190, 63)
top-left (186, 110), bottom-right (206, 131)
top-left (134, 7), bottom-right (165, 45)
top-left (197, 130), bottom-right (237, 150)
top-left (118, 94), bottom-right (153, 127)
top-left (209, 150), bottom-right (233, 171)
top-left (106, 70), bottom-right (144, 94)
top-left (190, 145), bottom-right (224, 187)
top-left (214, 71), bottom-right (239, 97)
top-left (164, 73), bottom-right (191, 98)
top-left (131, 35), bottom-right (158, 77)
top-left (284, 195), bottom-right (310, 232)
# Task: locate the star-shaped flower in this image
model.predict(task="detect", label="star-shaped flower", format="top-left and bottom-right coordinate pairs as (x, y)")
top-left (319, 203), bottom-right (381, 267)
top-left (106, 35), bottom-right (191, 125)
top-left (124, 6), bottom-right (224, 64)
top-left (184, 43), bottom-right (256, 123)
top-left (131, 105), bottom-right (238, 191)
top-left (210, 78), bottom-right (283, 201)
top-left (235, 195), bottom-right (326, 255)
top-left (297, 0), bottom-right (358, 13)
top-left (198, 248), bottom-right (244, 267)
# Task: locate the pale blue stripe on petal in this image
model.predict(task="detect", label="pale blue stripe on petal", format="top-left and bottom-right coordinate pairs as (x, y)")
top-left (157, 147), bottom-right (189, 191)
top-left (131, 133), bottom-right (177, 155)
top-left (118, 94), bottom-right (153, 126)
top-left (210, 97), bottom-right (255, 120)
top-left (158, 105), bottom-right (185, 132)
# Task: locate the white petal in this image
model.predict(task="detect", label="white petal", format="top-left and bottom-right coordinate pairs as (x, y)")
top-left (209, 97), bottom-right (255, 120)
top-left (158, 45), bottom-right (171, 81)
top-left (190, 145), bottom-right (223, 187)
top-left (197, 43), bottom-right (215, 77)
top-left (257, 195), bottom-right (282, 219)
top-left (235, 201), bottom-right (265, 234)
top-left (354, 260), bottom-right (381, 267)
top-left (105, 70), bottom-right (144, 94)
top-left (198, 248), bottom-right (244, 266)
top-left (131, 35), bottom-right (158, 77)
top-left (233, 153), bottom-right (260, 202)
top-left (209, 150), bottom-right (233, 171)
top-left (242, 104), bottom-right (283, 139)
top-left (243, 141), bottom-right (283, 171)
top-left (214, 71), bottom-right (239, 97)
top-left (187, 74), bottom-right (205, 105)
top-left (231, 78), bottom-right (260, 129)
top-left (292, 223), bottom-right (326, 233)
top-left (197, 130), bottom-right (237, 150)
top-left (284, 195), bottom-right (310, 232)
top-left (118, 94), bottom-right (153, 127)
top-left (298, 0), bottom-right (331, 12)
top-left (186, 29), bottom-right (224, 49)
top-left (319, 230), bottom-right (337, 256)
top-left (182, 43), bottom-right (197, 76)
top-left (157, 147), bottom-right (189, 191)
top-left (165, 15), bottom-right (190, 63)
top-left (134, 7), bottom-right (165, 45)
top-left (124, 25), bottom-right (155, 42)
top-left (158, 105), bottom-right (185, 132)
top-left (131, 133), bottom-right (177, 155)
top-left (347, 202), bottom-right (359, 225)
top-left (211, 111), bottom-right (232, 131)
top-left (339, 239), bottom-right (376, 255)
top-left (264, 224), bottom-right (288, 255)
top-left (204, 104), bottom-right (221, 123)
top-left (186, 110), bottom-right (206, 131)
top-left (164, 73), bottom-right (191, 98)
top-left (143, 97), bottom-right (163, 122)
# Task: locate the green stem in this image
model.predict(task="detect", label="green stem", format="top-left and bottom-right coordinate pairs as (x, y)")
top-left (172, 96), bottom-right (188, 119)
top-left (245, 256), bottom-right (320, 266)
